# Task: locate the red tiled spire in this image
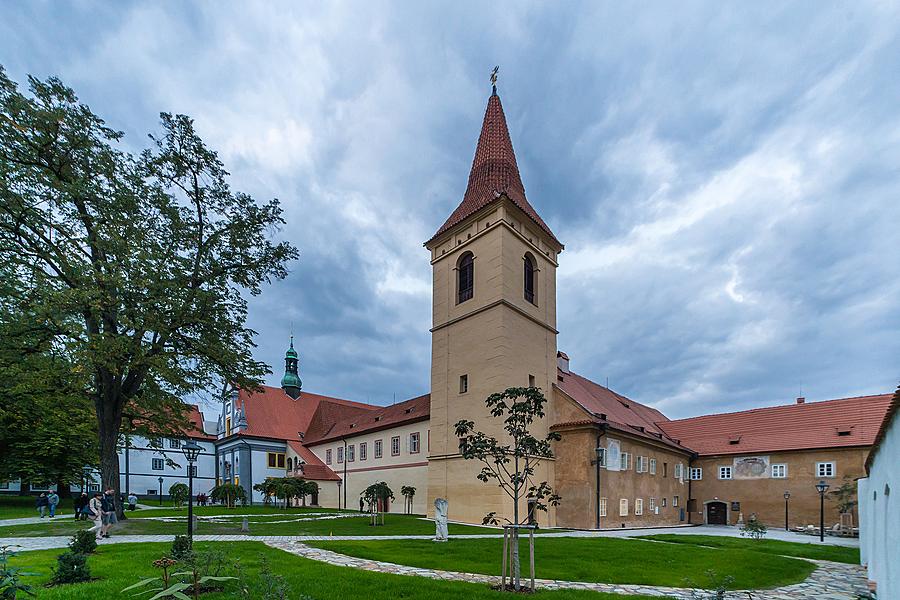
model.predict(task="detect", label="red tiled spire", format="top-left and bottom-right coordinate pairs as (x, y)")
top-left (428, 92), bottom-right (560, 245)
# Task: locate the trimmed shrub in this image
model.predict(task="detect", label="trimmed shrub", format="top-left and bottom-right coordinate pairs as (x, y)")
top-left (52, 551), bottom-right (91, 585)
top-left (170, 535), bottom-right (191, 560)
top-left (68, 529), bottom-right (97, 555)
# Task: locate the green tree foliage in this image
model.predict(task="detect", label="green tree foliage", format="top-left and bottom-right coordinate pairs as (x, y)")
top-left (210, 483), bottom-right (246, 508)
top-left (361, 482), bottom-right (394, 526)
top-left (0, 67), bottom-right (297, 514)
top-left (253, 480), bottom-right (277, 506)
top-left (455, 386), bottom-right (561, 591)
top-left (0, 329), bottom-right (97, 496)
top-left (828, 476), bottom-right (858, 514)
top-left (168, 483), bottom-right (189, 507)
top-left (400, 485), bottom-right (416, 514)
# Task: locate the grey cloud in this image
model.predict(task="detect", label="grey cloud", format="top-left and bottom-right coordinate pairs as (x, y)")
top-left (2, 1), bottom-right (897, 417)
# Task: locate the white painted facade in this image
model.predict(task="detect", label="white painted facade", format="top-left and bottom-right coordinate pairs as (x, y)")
top-left (858, 403), bottom-right (899, 600)
top-left (307, 420), bottom-right (430, 513)
top-left (118, 435), bottom-right (217, 500)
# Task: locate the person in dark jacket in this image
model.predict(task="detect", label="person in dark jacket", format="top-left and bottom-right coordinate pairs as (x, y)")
top-left (100, 488), bottom-right (117, 538)
top-left (36, 493), bottom-right (49, 518)
top-left (73, 493), bottom-right (89, 520)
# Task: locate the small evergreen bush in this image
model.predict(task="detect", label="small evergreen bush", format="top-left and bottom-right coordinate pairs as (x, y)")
top-left (740, 515), bottom-right (768, 540)
top-left (68, 529), bottom-right (97, 555)
top-left (51, 551), bottom-right (91, 585)
top-left (170, 535), bottom-right (191, 560)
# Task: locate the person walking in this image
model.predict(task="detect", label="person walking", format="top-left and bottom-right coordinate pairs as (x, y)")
top-left (87, 492), bottom-right (104, 540)
top-left (74, 493), bottom-right (89, 520)
top-left (47, 490), bottom-right (60, 518)
top-left (36, 493), bottom-right (48, 518)
top-left (100, 488), bottom-right (117, 538)
top-left (127, 492), bottom-right (138, 511)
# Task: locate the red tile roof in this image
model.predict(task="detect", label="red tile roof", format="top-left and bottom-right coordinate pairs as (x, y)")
top-left (658, 394), bottom-right (894, 456)
top-left (186, 404), bottom-right (215, 440)
top-left (304, 394), bottom-right (430, 446)
top-left (554, 370), bottom-right (689, 452)
top-left (287, 440), bottom-right (341, 481)
top-left (427, 93), bottom-right (560, 246)
top-left (235, 385), bottom-right (376, 442)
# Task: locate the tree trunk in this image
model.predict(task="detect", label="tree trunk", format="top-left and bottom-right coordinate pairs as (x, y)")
top-left (511, 528), bottom-right (521, 591)
top-left (55, 475), bottom-right (72, 499)
top-left (98, 410), bottom-right (125, 519)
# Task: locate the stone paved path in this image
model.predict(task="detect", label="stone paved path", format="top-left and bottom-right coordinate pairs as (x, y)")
top-left (267, 540), bottom-right (870, 600)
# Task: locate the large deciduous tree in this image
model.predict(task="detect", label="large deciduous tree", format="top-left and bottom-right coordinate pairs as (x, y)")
top-left (0, 303), bottom-right (97, 496)
top-left (0, 68), bottom-right (297, 515)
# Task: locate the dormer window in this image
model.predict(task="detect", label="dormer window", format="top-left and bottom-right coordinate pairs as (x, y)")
top-left (457, 252), bottom-right (474, 304)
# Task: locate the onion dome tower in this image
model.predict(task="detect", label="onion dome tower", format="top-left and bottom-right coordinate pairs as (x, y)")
top-left (280, 336), bottom-right (302, 399)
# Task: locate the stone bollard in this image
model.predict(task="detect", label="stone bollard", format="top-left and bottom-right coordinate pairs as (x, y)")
top-left (241, 517), bottom-right (249, 532)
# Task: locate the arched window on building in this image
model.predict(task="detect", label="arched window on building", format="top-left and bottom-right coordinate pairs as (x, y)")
top-left (457, 252), bottom-right (474, 304)
top-left (523, 253), bottom-right (536, 304)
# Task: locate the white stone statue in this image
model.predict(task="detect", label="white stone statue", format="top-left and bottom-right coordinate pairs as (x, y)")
top-left (434, 497), bottom-right (449, 542)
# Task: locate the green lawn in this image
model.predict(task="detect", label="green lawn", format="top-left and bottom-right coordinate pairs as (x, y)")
top-left (128, 504), bottom-right (347, 518)
top-left (309, 537), bottom-right (817, 590)
top-left (7, 541), bottom-right (656, 600)
top-left (638, 534), bottom-right (860, 564)
top-left (0, 513), bottom-right (496, 537)
top-left (0, 495), bottom-right (73, 519)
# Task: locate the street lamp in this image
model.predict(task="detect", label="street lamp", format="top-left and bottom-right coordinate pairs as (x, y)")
top-left (182, 440), bottom-right (202, 545)
top-left (158, 477), bottom-right (164, 506)
top-left (783, 491), bottom-right (791, 531)
top-left (815, 480), bottom-right (829, 542)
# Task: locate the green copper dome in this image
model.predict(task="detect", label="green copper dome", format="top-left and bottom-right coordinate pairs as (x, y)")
top-left (281, 371), bottom-right (301, 388)
top-left (281, 336), bottom-right (302, 397)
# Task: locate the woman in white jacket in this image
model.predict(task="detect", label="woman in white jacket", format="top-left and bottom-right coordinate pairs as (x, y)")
top-left (87, 492), bottom-right (104, 540)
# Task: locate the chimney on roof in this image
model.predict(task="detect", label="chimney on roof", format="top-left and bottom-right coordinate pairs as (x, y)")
top-left (557, 351), bottom-right (569, 374)
top-left (796, 397), bottom-right (805, 404)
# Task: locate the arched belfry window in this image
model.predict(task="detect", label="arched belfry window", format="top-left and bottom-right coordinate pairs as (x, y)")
top-left (524, 253), bottom-right (536, 305)
top-left (457, 252), bottom-right (474, 304)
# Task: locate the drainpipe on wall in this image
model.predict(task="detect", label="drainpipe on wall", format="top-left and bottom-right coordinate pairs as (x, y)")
top-left (594, 424), bottom-right (608, 530)
top-left (342, 438), bottom-right (348, 510)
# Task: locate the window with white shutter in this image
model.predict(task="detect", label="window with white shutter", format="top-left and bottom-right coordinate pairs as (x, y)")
top-left (635, 498), bottom-right (644, 516)
top-left (619, 498), bottom-right (629, 516)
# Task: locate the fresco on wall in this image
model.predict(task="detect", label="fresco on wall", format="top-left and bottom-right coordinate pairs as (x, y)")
top-left (733, 456), bottom-right (770, 479)
top-left (606, 438), bottom-right (621, 471)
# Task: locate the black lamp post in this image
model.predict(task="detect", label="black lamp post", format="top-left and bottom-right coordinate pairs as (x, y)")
top-left (783, 491), bottom-right (791, 531)
top-left (182, 440), bottom-right (202, 545)
top-left (815, 480), bottom-right (829, 542)
top-left (158, 477), bottom-right (164, 506)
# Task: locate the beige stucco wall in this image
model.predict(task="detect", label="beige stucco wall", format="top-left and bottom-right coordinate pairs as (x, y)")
top-left (553, 404), bottom-right (693, 530)
top-left (426, 199), bottom-right (561, 526)
top-left (688, 446), bottom-right (868, 528)
top-left (306, 420), bottom-right (430, 514)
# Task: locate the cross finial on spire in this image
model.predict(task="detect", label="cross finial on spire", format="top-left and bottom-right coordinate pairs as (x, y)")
top-left (491, 65), bottom-right (499, 95)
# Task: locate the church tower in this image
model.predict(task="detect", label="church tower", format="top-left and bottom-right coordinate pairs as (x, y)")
top-left (425, 86), bottom-right (564, 525)
top-left (280, 336), bottom-right (302, 399)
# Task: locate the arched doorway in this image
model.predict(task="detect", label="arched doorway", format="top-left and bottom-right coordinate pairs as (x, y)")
top-left (706, 501), bottom-right (728, 525)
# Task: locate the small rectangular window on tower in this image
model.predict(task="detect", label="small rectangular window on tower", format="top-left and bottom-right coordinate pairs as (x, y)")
top-left (528, 374), bottom-right (535, 387)
top-left (459, 374), bottom-right (468, 394)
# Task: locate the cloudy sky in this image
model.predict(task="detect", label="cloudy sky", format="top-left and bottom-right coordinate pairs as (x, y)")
top-left (3, 1), bottom-right (898, 418)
